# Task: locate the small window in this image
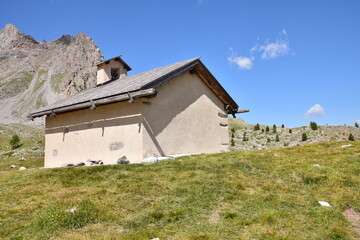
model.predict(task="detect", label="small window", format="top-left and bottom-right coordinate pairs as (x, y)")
top-left (111, 68), bottom-right (120, 80)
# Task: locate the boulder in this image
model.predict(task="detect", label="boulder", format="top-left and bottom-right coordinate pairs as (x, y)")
top-left (19, 166), bottom-right (26, 170)
top-left (117, 156), bottom-right (129, 164)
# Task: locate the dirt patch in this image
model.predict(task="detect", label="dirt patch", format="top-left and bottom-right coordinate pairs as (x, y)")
top-left (343, 207), bottom-right (360, 237)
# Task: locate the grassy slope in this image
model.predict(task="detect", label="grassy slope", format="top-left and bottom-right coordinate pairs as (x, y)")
top-left (0, 123), bottom-right (44, 171)
top-left (1, 141), bottom-right (359, 239)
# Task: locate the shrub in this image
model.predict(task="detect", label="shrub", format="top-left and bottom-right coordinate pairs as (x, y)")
top-left (231, 138), bottom-right (235, 146)
top-left (355, 122), bottom-right (359, 128)
top-left (348, 133), bottom-right (355, 141)
top-left (272, 124), bottom-right (277, 133)
top-left (231, 128), bottom-right (235, 133)
top-left (261, 128), bottom-right (264, 133)
top-left (281, 124), bottom-right (285, 128)
top-left (275, 135), bottom-right (280, 142)
top-left (231, 132), bottom-right (235, 138)
top-left (254, 123), bottom-right (260, 131)
top-left (289, 129), bottom-right (292, 134)
top-left (310, 122), bottom-right (318, 130)
top-left (266, 126), bottom-right (270, 132)
top-left (302, 133), bottom-right (308, 141)
top-left (242, 132), bottom-right (248, 141)
top-left (9, 134), bottom-right (21, 149)
top-left (267, 137), bottom-right (271, 143)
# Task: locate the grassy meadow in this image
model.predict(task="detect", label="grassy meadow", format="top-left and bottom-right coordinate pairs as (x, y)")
top-left (0, 140), bottom-right (359, 239)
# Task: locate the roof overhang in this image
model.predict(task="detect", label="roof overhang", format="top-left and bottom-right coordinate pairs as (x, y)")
top-left (28, 88), bottom-right (156, 119)
top-left (97, 56), bottom-right (132, 71)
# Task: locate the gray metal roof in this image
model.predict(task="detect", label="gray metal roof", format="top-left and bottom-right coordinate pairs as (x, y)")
top-left (29, 57), bottom-right (239, 118)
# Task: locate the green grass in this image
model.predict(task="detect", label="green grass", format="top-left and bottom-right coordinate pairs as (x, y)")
top-left (0, 141), bottom-right (359, 239)
top-left (50, 72), bottom-right (67, 93)
top-left (33, 69), bottom-right (48, 93)
top-left (0, 124), bottom-right (44, 171)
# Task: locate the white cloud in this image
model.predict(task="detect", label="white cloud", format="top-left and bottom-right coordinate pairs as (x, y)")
top-left (304, 104), bottom-right (325, 119)
top-left (228, 56), bottom-right (253, 70)
top-left (250, 30), bottom-right (291, 59)
top-left (258, 41), bottom-right (290, 59)
top-left (228, 29), bottom-right (291, 70)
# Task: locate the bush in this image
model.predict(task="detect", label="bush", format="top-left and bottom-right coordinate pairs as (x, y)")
top-left (231, 138), bottom-right (235, 146)
top-left (266, 126), bottom-right (270, 132)
top-left (275, 135), bottom-right (280, 142)
top-left (231, 128), bottom-right (235, 133)
top-left (272, 124), bottom-right (277, 133)
top-left (289, 129), bottom-right (292, 134)
top-left (254, 123), bottom-right (260, 131)
top-left (302, 133), bottom-right (308, 141)
top-left (310, 122), bottom-right (318, 130)
top-left (348, 133), bottom-right (355, 141)
top-left (242, 132), bottom-right (248, 141)
top-left (261, 128), bottom-right (264, 133)
top-left (281, 124), bottom-right (285, 128)
top-left (355, 122), bottom-right (359, 128)
top-left (9, 134), bottom-right (21, 149)
top-left (267, 137), bottom-right (271, 143)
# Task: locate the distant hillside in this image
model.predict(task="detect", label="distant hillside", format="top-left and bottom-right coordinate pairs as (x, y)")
top-left (229, 118), bottom-right (360, 150)
top-left (0, 24), bottom-right (103, 124)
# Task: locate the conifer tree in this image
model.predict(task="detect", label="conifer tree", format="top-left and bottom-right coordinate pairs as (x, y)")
top-left (348, 133), bottom-right (355, 141)
top-left (289, 129), bottom-right (292, 134)
top-left (310, 121), bottom-right (318, 130)
top-left (281, 124), bottom-right (285, 128)
top-left (355, 122), bottom-right (359, 128)
top-left (272, 124), bottom-right (277, 133)
top-left (267, 137), bottom-right (271, 143)
top-left (275, 134), bottom-right (280, 142)
top-left (231, 138), bottom-right (235, 146)
top-left (266, 126), bottom-right (270, 132)
top-left (302, 133), bottom-right (308, 141)
top-left (254, 123), bottom-right (260, 131)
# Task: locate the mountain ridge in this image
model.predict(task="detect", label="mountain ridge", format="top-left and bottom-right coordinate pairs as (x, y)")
top-left (0, 24), bottom-right (104, 124)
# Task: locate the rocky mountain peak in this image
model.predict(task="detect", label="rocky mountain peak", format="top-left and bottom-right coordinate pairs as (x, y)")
top-left (0, 24), bottom-right (38, 49)
top-left (0, 24), bottom-right (104, 125)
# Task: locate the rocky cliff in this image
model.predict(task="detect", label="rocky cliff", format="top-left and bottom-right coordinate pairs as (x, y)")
top-left (0, 24), bottom-right (103, 124)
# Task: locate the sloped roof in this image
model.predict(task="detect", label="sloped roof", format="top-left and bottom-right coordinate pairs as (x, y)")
top-left (29, 57), bottom-right (238, 118)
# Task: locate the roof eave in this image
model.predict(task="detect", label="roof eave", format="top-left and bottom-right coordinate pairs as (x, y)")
top-left (28, 88), bottom-right (156, 119)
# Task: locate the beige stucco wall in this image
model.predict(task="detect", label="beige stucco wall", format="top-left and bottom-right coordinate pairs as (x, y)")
top-left (44, 101), bottom-right (143, 167)
top-left (96, 60), bottom-right (128, 85)
top-left (141, 72), bottom-right (229, 158)
top-left (44, 71), bottom-right (229, 167)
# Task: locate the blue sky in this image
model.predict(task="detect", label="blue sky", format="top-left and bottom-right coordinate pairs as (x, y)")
top-left (1, 0), bottom-right (359, 127)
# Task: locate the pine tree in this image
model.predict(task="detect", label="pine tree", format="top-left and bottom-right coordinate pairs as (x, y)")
top-left (231, 132), bottom-right (235, 138)
top-left (243, 132), bottom-right (247, 141)
top-left (231, 138), bottom-right (235, 146)
top-left (266, 126), bottom-right (270, 132)
top-left (281, 124), bottom-right (285, 128)
top-left (275, 134), bottom-right (280, 142)
top-left (261, 128), bottom-right (264, 133)
top-left (267, 137), bottom-right (271, 143)
top-left (272, 124), bottom-right (277, 133)
top-left (302, 133), bottom-right (308, 141)
top-left (289, 129), bottom-right (292, 134)
top-left (310, 121), bottom-right (318, 130)
top-left (254, 123), bottom-right (260, 131)
top-left (355, 122), bottom-right (359, 128)
top-left (348, 133), bottom-right (355, 141)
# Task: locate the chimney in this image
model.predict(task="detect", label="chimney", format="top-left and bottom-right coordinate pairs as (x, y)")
top-left (96, 56), bottom-right (132, 85)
